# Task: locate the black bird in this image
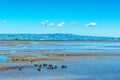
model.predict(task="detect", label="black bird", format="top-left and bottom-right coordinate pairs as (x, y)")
top-left (54, 66), bottom-right (57, 69)
top-left (34, 64), bottom-right (38, 67)
top-left (19, 67), bottom-right (22, 71)
top-left (39, 64), bottom-right (42, 68)
top-left (48, 64), bottom-right (52, 67)
top-left (61, 65), bottom-right (67, 69)
top-left (43, 64), bottom-right (47, 67)
top-left (37, 68), bottom-right (41, 72)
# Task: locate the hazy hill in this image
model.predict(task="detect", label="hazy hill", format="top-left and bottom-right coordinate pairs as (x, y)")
top-left (0, 34), bottom-right (120, 41)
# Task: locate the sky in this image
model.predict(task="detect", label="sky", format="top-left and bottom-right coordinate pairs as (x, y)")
top-left (0, 0), bottom-right (120, 37)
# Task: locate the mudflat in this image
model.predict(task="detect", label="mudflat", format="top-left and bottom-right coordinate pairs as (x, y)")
top-left (0, 41), bottom-right (120, 80)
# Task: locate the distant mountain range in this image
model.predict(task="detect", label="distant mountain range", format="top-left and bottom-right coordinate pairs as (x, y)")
top-left (0, 34), bottom-right (120, 41)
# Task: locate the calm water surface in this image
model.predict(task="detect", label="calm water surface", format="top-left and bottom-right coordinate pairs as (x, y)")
top-left (0, 41), bottom-right (120, 54)
top-left (0, 41), bottom-right (120, 80)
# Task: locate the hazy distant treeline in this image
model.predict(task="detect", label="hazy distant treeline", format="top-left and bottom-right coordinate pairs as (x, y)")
top-left (0, 34), bottom-right (120, 41)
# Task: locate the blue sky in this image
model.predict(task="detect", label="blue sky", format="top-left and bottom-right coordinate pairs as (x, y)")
top-left (0, 0), bottom-right (120, 37)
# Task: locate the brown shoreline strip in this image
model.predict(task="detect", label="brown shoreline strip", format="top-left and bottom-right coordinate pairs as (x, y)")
top-left (8, 56), bottom-right (59, 62)
top-left (0, 65), bottom-right (9, 70)
top-left (43, 53), bottom-right (120, 57)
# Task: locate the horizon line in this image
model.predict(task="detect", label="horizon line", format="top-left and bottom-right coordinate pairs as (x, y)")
top-left (0, 33), bottom-right (119, 38)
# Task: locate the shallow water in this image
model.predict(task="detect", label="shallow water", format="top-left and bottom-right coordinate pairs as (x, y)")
top-left (0, 41), bottom-right (120, 54)
top-left (1, 56), bottom-right (120, 80)
top-left (0, 41), bottom-right (120, 80)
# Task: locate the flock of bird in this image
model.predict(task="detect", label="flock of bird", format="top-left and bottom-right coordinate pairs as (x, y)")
top-left (18, 63), bottom-right (67, 72)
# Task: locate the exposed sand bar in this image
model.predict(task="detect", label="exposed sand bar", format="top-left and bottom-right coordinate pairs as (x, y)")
top-left (0, 65), bottom-right (9, 70)
top-left (8, 56), bottom-right (60, 62)
top-left (43, 53), bottom-right (120, 57)
top-left (0, 50), bottom-right (11, 52)
top-left (6, 53), bottom-right (120, 62)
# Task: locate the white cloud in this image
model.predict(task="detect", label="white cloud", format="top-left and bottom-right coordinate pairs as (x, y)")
top-left (0, 20), bottom-right (7, 23)
top-left (57, 22), bottom-right (64, 27)
top-left (70, 22), bottom-right (78, 24)
top-left (85, 22), bottom-right (96, 27)
top-left (49, 22), bottom-right (55, 26)
top-left (41, 20), bottom-right (48, 26)
top-left (61, 22), bottom-right (64, 25)
top-left (57, 24), bottom-right (63, 27)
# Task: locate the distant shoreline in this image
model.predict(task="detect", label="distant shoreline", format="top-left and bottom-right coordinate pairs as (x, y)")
top-left (0, 34), bottom-right (119, 41)
top-left (0, 40), bottom-right (120, 42)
